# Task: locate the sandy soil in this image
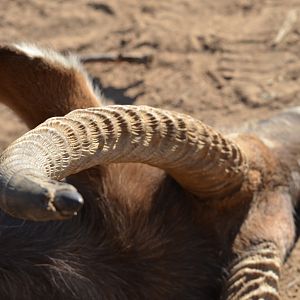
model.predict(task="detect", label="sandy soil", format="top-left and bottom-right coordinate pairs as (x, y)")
top-left (0, 0), bottom-right (300, 298)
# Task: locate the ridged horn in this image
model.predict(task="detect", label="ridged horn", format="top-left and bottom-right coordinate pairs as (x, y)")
top-left (222, 242), bottom-right (281, 300)
top-left (0, 105), bottom-right (248, 221)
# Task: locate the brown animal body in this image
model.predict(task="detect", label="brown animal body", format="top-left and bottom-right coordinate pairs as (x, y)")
top-left (0, 44), bottom-right (299, 300)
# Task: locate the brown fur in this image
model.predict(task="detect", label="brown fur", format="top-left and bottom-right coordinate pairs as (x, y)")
top-left (0, 46), bottom-right (99, 127)
top-left (0, 164), bottom-right (223, 300)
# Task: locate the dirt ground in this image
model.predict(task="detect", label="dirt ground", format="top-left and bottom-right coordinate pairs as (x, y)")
top-left (1, 0), bottom-right (300, 298)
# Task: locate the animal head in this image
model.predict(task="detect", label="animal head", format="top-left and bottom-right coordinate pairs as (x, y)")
top-left (0, 43), bottom-right (299, 299)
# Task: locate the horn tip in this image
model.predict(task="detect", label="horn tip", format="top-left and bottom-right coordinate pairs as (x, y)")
top-left (54, 189), bottom-right (84, 218)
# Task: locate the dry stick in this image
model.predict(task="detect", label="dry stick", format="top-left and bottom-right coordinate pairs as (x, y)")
top-left (80, 53), bottom-right (153, 65)
top-left (287, 277), bottom-right (300, 289)
top-left (271, 9), bottom-right (298, 47)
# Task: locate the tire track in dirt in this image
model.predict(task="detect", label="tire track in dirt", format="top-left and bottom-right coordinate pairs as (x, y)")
top-left (214, 4), bottom-right (300, 110)
top-left (218, 40), bottom-right (298, 107)
top-left (265, 0), bottom-right (300, 7)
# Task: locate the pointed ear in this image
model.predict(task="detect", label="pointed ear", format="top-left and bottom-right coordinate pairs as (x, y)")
top-left (0, 43), bottom-right (101, 128)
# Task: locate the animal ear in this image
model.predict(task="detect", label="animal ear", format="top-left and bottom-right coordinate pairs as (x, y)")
top-left (0, 43), bottom-right (101, 128)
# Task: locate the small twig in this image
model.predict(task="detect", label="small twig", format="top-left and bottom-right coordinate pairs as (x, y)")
top-left (271, 9), bottom-right (298, 47)
top-left (287, 276), bottom-right (300, 289)
top-left (206, 70), bottom-right (224, 89)
top-left (80, 53), bottom-right (153, 65)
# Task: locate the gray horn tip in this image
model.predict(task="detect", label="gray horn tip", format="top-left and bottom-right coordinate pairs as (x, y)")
top-left (0, 174), bottom-right (84, 221)
top-left (53, 189), bottom-right (84, 218)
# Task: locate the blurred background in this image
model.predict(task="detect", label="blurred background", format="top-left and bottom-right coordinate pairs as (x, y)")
top-left (1, 0), bottom-right (300, 297)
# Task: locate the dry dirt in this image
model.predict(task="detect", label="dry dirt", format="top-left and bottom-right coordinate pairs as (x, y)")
top-left (1, 0), bottom-right (300, 298)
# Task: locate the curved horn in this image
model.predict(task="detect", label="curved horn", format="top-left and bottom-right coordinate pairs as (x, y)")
top-left (0, 105), bottom-right (248, 221)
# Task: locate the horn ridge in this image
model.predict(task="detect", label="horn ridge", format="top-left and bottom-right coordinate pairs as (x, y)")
top-left (0, 105), bottom-right (248, 220)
